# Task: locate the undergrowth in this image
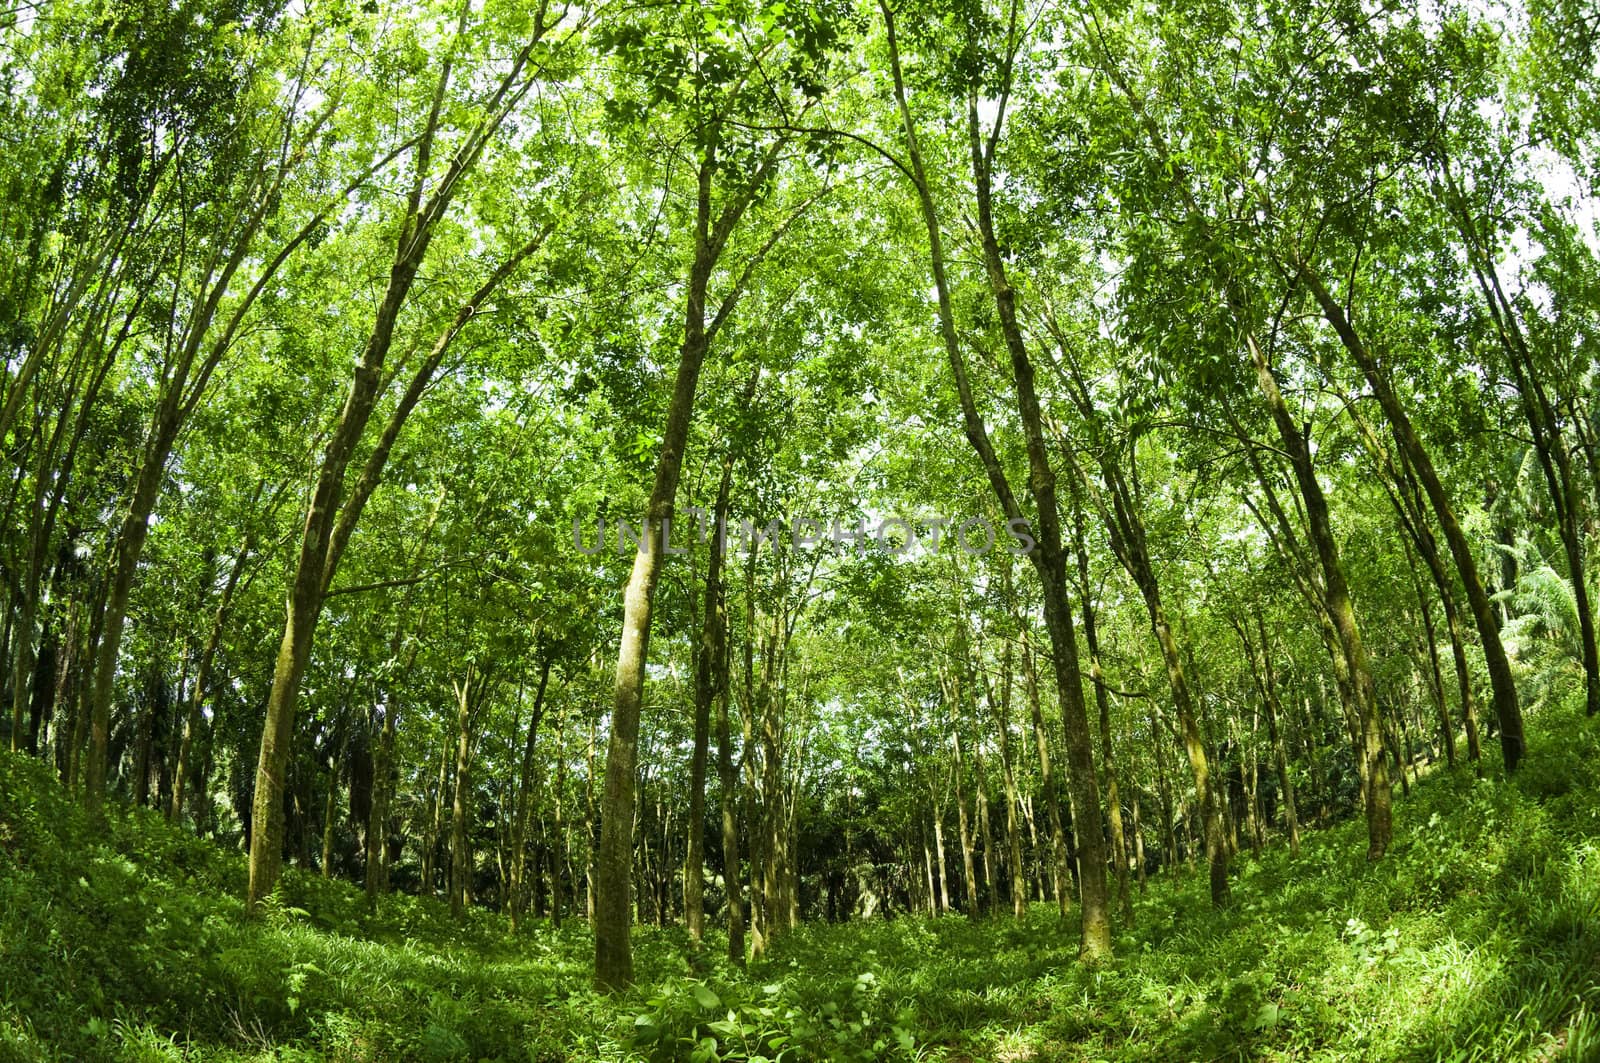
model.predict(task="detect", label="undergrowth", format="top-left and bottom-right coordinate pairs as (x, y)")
top-left (3, 712), bottom-right (1600, 1061)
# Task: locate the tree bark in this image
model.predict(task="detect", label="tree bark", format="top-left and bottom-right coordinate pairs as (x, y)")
top-left (246, 29), bottom-right (548, 910)
top-left (1435, 153), bottom-right (1593, 725)
top-left (509, 658), bottom-right (552, 929)
top-left (1245, 333), bottom-right (1392, 859)
top-left (880, 1), bottom-right (1111, 958)
top-left (1068, 491), bottom-right (1133, 923)
top-left (989, 635), bottom-right (1027, 918)
top-left (716, 612), bottom-right (745, 963)
top-left (597, 156), bottom-right (718, 990)
top-left (1252, 611), bottom-right (1300, 854)
top-left (1299, 264), bottom-right (1522, 767)
top-left (1019, 629), bottom-right (1070, 918)
top-left (450, 664), bottom-right (491, 920)
top-left (686, 456), bottom-right (734, 944)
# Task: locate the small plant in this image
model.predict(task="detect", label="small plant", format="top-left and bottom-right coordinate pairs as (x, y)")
top-left (1342, 917), bottom-right (1400, 967)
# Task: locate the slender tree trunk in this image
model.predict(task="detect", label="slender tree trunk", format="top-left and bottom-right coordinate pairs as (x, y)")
top-left (742, 599), bottom-right (769, 952)
top-left (687, 458), bottom-right (733, 943)
top-left (551, 699), bottom-right (569, 928)
top-left (364, 696), bottom-right (397, 899)
top-left (945, 669), bottom-right (979, 915)
top-left (1253, 611), bottom-right (1300, 855)
top-left (931, 806), bottom-right (951, 914)
top-left (1299, 264), bottom-right (1522, 767)
top-left (1402, 534), bottom-right (1454, 769)
top-left (586, 707), bottom-right (597, 921)
top-left (1086, 452), bottom-right (1228, 906)
top-left (450, 666), bottom-right (488, 920)
top-left (1242, 712), bottom-right (1262, 852)
top-left (716, 603), bottom-right (745, 963)
top-left (1069, 493), bottom-right (1133, 924)
top-left (973, 730), bottom-right (996, 915)
top-left (173, 533), bottom-right (255, 822)
top-left (509, 659), bottom-right (552, 930)
top-left (883, 3), bottom-right (1110, 957)
top-left (422, 739), bottom-right (449, 895)
top-left (990, 638), bottom-right (1026, 918)
top-left (1130, 794), bottom-right (1147, 891)
top-left (1246, 332), bottom-right (1391, 859)
top-left (1020, 629), bottom-right (1071, 918)
top-left (10, 584), bottom-right (35, 755)
top-left (320, 756), bottom-right (340, 878)
top-left (50, 602), bottom-right (79, 784)
top-left (594, 127), bottom-right (786, 986)
top-left (246, 49), bottom-right (548, 909)
top-left (1438, 162), bottom-right (1594, 723)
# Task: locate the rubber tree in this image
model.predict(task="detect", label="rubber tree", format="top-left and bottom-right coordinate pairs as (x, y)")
top-left (79, 19), bottom-right (361, 815)
top-left (880, 0), bottom-right (1114, 960)
top-left (589, 0), bottom-right (842, 983)
top-left (246, 5), bottom-right (562, 907)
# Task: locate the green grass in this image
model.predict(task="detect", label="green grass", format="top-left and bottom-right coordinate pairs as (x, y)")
top-left (4, 715), bottom-right (1600, 1061)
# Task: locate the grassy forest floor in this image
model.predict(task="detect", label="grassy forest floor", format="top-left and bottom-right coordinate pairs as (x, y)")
top-left (5, 714), bottom-right (1600, 1062)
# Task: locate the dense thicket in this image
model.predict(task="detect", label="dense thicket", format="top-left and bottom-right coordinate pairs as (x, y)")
top-left (2, 0), bottom-right (1600, 1038)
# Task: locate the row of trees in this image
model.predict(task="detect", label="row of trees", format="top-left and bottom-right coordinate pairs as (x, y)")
top-left (1, 0), bottom-right (1597, 989)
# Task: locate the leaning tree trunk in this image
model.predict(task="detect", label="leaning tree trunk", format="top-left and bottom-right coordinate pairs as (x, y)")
top-left (1246, 332), bottom-right (1392, 860)
top-left (1076, 443), bottom-right (1228, 908)
top-left (245, 29), bottom-right (548, 910)
top-left (1300, 264), bottom-right (1522, 768)
top-left (1436, 158), bottom-right (1594, 725)
top-left (881, 3), bottom-right (1111, 957)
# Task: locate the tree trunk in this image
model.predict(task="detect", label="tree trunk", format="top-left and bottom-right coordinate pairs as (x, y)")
top-left (364, 697), bottom-right (397, 900)
top-left (1436, 159), bottom-right (1594, 724)
top-left (422, 740), bottom-right (449, 896)
top-left (1299, 264), bottom-right (1522, 767)
top-left (1253, 611), bottom-right (1300, 855)
top-left (246, 43), bottom-right (548, 909)
top-left (1130, 794), bottom-right (1147, 891)
top-left (945, 668), bottom-right (979, 915)
top-left (1246, 332), bottom-right (1391, 859)
top-left (716, 594), bottom-right (745, 962)
top-left (883, 3), bottom-right (1110, 958)
top-left (972, 728), bottom-right (996, 915)
top-left (509, 659), bottom-right (552, 929)
top-left (450, 665), bottom-right (488, 920)
top-left (990, 637), bottom-right (1027, 918)
top-left (1020, 629), bottom-right (1071, 918)
top-left (173, 533), bottom-right (254, 822)
top-left (320, 759), bottom-right (339, 878)
top-left (593, 113), bottom-right (790, 984)
top-left (1078, 447), bottom-right (1228, 906)
top-left (687, 458), bottom-right (734, 943)
top-left (1068, 492), bottom-right (1133, 924)
top-left (1401, 531), bottom-right (1454, 769)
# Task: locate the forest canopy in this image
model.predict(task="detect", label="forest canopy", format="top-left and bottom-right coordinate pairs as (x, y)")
top-left (3, 0), bottom-right (1600, 1057)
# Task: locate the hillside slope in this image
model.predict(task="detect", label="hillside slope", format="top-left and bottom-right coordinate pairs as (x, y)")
top-left (3, 716), bottom-right (1600, 1062)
